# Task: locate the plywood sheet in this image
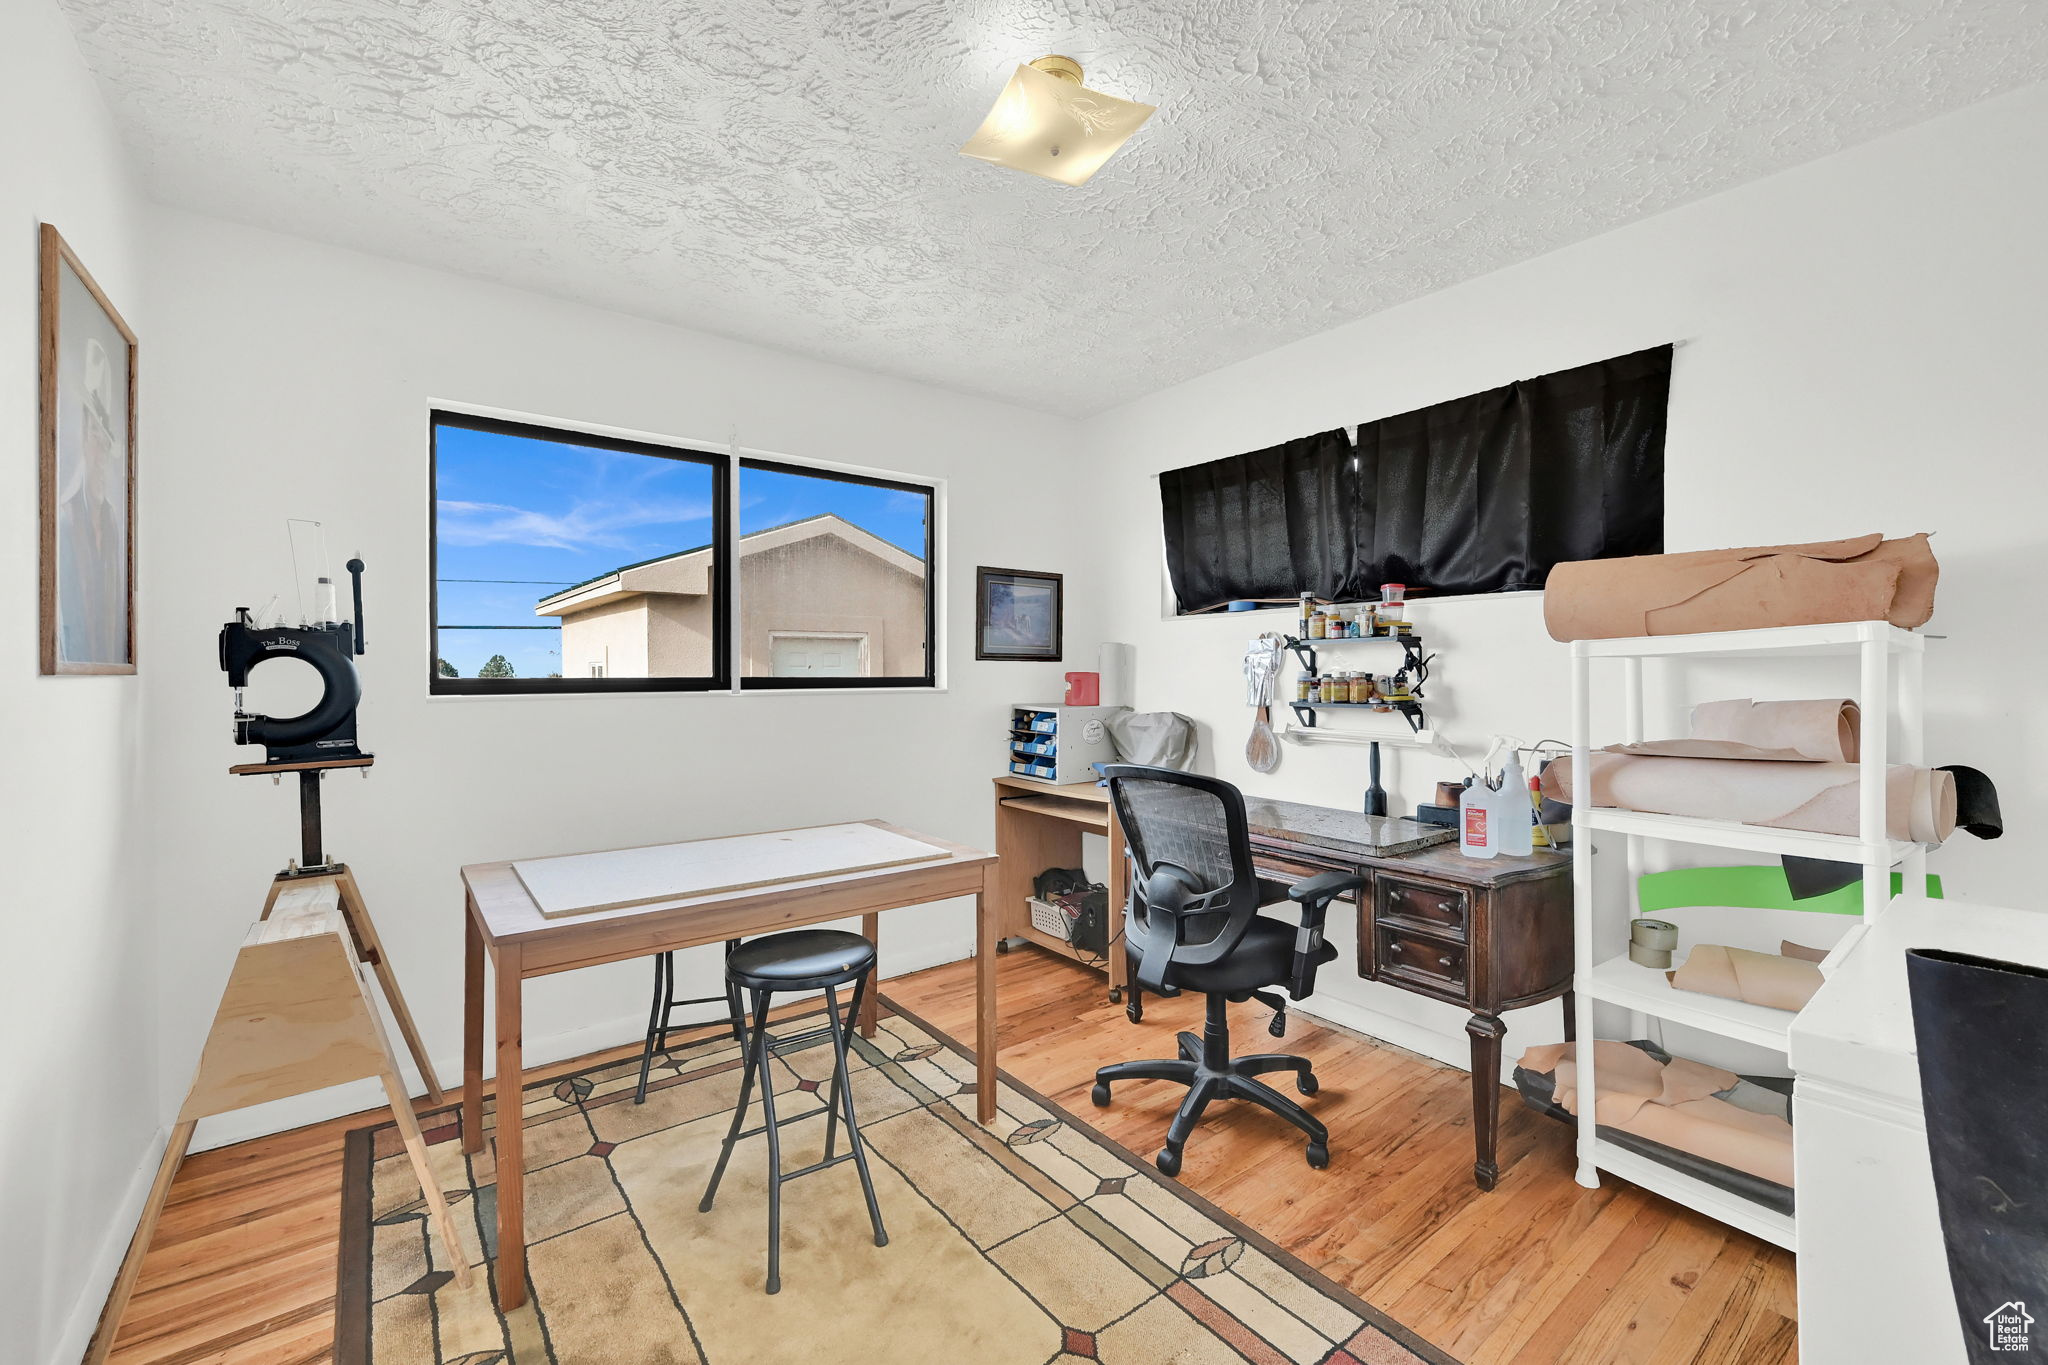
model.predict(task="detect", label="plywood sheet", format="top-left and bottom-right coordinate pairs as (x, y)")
top-left (512, 822), bottom-right (951, 918)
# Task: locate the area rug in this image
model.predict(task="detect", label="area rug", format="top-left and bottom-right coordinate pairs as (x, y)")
top-left (339, 998), bottom-right (1454, 1365)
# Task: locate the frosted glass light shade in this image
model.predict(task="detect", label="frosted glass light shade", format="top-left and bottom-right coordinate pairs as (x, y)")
top-left (959, 60), bottom-right (1155, 187)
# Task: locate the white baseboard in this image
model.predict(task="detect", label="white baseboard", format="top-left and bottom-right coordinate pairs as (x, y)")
top-left (190, 935), bottom-right (976, 1153)
top-left (49, 1126), bottom-right (167, 1365)
top-left (1283, 993), bottom-right (1527, 1087)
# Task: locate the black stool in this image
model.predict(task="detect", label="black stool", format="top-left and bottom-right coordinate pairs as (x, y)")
top-left (635, 941), bottom-right (747, 1104)
top-left (699, 929), bottom-right (888, 1294)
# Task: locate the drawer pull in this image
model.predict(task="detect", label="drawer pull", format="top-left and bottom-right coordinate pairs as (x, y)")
top-left (1439, 900), bottom-right (1459, 919)
top-left (1389, 942), bottom-right (1403, 953)
top-left (1437, 955), bottom-right (1453, 969)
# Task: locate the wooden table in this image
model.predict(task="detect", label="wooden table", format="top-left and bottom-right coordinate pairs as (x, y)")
top-left (1239, 798), bottom-right (1574, 1191)
top-left (461, 820), bottom-right (997, 1309)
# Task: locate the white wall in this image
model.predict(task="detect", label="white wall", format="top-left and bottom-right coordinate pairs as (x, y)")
top-left (137, 209), bottom-right (1095, 1149)
top-left (0, 5), bottom-right (158, 1363)
top-left (1082, 82), bottom-right (2048, 1075)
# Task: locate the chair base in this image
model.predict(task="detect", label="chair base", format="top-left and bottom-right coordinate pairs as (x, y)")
top-left (1091, 994), bottom-right (1329, 1177)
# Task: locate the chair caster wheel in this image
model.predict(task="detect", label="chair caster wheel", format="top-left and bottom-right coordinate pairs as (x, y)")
top-left (1156, 1147), bottom-right (1182, 1177)
top-left (1268, 1014), bottom-right (1287, 1038)
top-left (1091, 1082), bottom-right (1111, 1108)
top-left (995, 939), bottom-right (1011, 955)
top-left (1297, 1072), bottom-right (1319, 1096)
top-left (1108, 986), bottom-right (1123, 1004)
top-left (1306, 1142), bottom-right (1330, 1170)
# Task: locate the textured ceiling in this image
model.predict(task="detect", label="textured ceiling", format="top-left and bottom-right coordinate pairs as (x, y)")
top-left (56, 1), bottom-right (2048, 413)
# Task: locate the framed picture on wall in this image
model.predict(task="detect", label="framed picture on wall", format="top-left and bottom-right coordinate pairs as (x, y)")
top-left (39, 223), bottom-right (138, 675)
top-left (975, 567), bottom-right (1062, 661)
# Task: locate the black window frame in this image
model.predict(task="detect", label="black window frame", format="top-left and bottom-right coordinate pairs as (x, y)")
top-left (735, 456), bottom-right (938, 691)
top-left (429, 410), bottom-right (732, 696)
top-left (428, 413), bottom-right (939, 696)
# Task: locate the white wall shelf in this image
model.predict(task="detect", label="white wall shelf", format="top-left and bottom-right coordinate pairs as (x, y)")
top-left (1583, 954), bottom-right (1793, 1052)
top-left (1580, 807), bottom-right (1922, 864)
top-left (1568, 619), bottom-right (1931, 1249)
top-left (1592, 1139), bottom-right (1797, 1252)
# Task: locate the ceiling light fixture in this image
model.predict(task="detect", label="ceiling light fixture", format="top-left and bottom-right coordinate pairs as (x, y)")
top-left (959, 55), bottom-right (1156, 187)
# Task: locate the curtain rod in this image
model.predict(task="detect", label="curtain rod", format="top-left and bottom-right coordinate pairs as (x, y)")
top-left (1143, 338), bottom-right (1691, 479)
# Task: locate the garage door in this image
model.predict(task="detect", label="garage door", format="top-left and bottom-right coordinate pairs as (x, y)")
top-left (770, 635), bottom-right (866, 677)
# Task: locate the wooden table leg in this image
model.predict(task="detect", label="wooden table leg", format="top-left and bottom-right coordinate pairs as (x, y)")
top-left (859, 911), bottom-right (880, 1037)
top-left (1467, 1012), bottom-right (1507, 1191)
top-left (82, 1119), bottom-right (196, 1365)
top-left (976, 865), bottom-right (998, 1124)
top-left (462, 900), bottom-right (485, 1154)
top-left (338, 867), bottom-right (446, 1102)
top-left (494, 944), bottom-right (527, 1307)
top-left (1106, 809), bottom-right (1129, 1005)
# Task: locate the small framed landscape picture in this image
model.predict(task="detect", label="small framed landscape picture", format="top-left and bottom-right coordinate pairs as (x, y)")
top-left (975, 567), bottom-right (1062, 662)
top-left (40, 223), bottom-right (138, 675)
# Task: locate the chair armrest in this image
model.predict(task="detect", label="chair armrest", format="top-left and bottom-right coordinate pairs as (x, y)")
top-left (1282, 871), bottom-right (1365, 999)
top-left (1287, 870), bottom-right (1367, 907)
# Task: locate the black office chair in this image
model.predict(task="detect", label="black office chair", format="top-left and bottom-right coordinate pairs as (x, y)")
top-left (1091, 765), bottom-right (1363, 1175)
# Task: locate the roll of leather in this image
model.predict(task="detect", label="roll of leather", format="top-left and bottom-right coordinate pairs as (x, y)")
top-left (1542, 752), bottom-right (1957, 844)
top-left (1666, 944), bottom-right (1823, 1012)
top-left (1543, 532), bottom-right (1937, 642)
top-left (1605, 698), bottom-right (1860, 763)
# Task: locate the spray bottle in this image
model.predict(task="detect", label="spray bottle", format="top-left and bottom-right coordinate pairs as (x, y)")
top-left (1497, 748), bottom-right (1533, 857)
top-left (1460, 737), bottom-right (1505, 858)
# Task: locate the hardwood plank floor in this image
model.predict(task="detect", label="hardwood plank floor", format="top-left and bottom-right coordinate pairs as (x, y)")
top-left (99, 946), bottom-right (1796, 1364)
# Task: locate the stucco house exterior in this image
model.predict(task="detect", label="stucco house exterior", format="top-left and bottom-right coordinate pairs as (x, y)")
top-left (534, 514), bottom-right (927, 678)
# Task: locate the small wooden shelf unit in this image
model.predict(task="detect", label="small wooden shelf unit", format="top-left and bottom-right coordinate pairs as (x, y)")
top-left (992, 776), bottom-right (1128, 993)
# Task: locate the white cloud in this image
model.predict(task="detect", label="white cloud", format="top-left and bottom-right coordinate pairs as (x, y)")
top-left (436, 498), bottom-right (712, 550)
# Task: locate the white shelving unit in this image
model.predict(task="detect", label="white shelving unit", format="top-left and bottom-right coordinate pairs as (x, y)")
top-left (1568, 619), bottom-right (1931, 1253)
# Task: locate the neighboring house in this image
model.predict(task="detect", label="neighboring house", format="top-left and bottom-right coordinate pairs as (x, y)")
top-left (535, 514), bottom-right (926, 679)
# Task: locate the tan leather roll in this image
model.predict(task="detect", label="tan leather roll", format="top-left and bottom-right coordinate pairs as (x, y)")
top-left (1544, 533), bottom-right (1936, 642)
top-left (1542, 753), bottom-right (1956, 843)
top-left (1666, 944), bottom-right (1824, 1012)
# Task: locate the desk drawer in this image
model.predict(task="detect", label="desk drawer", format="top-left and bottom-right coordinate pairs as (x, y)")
top-left (1375, 875), bottom-right (1469, 940)
top-left (1377, 925), bottom-right (1467, 998)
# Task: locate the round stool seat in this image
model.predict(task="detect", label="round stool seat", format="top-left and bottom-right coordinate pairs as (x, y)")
top-left (726, 929), bottom-right (876, 992)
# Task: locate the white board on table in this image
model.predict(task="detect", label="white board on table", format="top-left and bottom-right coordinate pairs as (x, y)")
top-left (512, 822), bottom-right (952, 919)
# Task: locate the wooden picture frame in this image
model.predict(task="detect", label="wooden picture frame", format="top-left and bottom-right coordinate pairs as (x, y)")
top-left (975, 566), bottom-right (1063, 662)
top-left (40, 223), bottom-right (138, 675)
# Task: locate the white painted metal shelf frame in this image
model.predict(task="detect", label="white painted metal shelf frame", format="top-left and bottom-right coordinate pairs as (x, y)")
top-left (1566, 620), bottom-right (1931, 1252)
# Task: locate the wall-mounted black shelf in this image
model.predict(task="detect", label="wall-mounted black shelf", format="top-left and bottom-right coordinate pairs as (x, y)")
top-left (1282, 632), bottom-right (1428, 677)
top-left (1282, 632), bottom-right (1434, 734)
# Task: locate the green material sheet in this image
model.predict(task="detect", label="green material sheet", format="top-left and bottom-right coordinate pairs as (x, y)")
top-left (1637, 865), bottom-right (1943, 917)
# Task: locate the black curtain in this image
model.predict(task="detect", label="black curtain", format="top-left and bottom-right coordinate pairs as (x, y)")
top-left (1158, 428), bottom-right (1363, 614)
top-left (1160, 345), bottom-right (1668, 612)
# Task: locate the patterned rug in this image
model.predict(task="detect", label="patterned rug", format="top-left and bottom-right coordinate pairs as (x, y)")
top-left (339, 998), bottom-right (1453, 1365)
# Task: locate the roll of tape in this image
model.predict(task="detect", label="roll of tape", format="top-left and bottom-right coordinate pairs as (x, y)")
top-left (1631, 918), bottom-right (1679, 952)
top-left (1628, 940), bottom-right (1673, 969)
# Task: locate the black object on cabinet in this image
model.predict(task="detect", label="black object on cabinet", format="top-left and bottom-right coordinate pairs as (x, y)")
top-left (1907, 948), bottom-right (2048, 1363)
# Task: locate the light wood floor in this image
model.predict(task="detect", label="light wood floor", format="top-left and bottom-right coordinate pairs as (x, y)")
top-left (100, 946), bottom-right (1796, 1365)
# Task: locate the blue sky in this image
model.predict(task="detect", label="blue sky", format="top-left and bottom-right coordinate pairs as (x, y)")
top-left (434, 423), bottom-right (927, 677)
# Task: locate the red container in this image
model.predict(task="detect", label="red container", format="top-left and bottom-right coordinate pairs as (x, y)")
top-left (1063, 672), bottom-right (1100, 706)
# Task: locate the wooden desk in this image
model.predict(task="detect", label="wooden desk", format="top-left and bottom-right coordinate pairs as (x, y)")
top-left (1239, 798), bottom-right (1574, 1191)
top-left (461, 820), bottom-right (998, 1309)
top-left (992, 776), bottom-right (1129, 1000)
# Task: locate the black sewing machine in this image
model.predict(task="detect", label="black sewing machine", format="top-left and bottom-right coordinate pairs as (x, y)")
top-left (219, 557), bottom-right (371, 766)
